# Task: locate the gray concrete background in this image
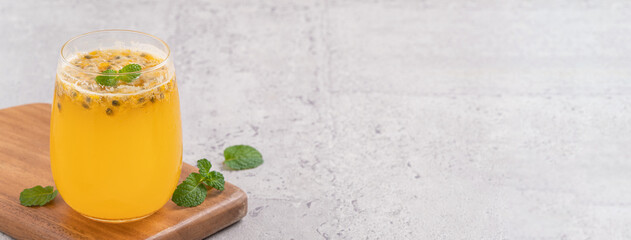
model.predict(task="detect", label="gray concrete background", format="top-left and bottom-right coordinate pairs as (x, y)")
top-left (2, 0), bottom-right (631, 239)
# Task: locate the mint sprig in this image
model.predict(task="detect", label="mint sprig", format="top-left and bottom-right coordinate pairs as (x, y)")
top-left (224, 145), bottom-right (263, 170)
top-left (19, 185), bottom-right (58, 207)
top-left (95, 63), bottom-right (142, 86)
top-left (171, 159), bottom-right (225, 207)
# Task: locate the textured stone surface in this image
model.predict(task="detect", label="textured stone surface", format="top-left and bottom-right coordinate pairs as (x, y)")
top-left (2, 0), bottom-right (631, 239)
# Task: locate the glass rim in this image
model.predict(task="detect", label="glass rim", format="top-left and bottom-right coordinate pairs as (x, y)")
top-left (60, 29), bottom-right (171, 76)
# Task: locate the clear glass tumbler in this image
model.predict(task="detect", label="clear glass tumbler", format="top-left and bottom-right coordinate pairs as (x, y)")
top-left (51, 30), bottom-right (182, 223)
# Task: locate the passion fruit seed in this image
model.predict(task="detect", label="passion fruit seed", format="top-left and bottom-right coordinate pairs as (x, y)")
top-left (112, 100), bottom-right (120, 106)
top-left (57, 103), bottom-right (61, 111)
top-left (82, 102), bottom-right (89, 109)
top-left (106, 108), bottom-right (113, 115)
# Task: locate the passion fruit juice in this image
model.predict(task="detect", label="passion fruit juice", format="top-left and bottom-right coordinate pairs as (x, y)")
top-left (51, 49), bottom-right (182, 221)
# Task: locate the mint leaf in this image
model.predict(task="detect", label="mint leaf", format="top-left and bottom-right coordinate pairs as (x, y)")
top-left (20, 185), bottom-right (58, 207)
top-left (95, 64), bottom-right (142, 85)
top-left (118, 63), bottom-right (142, 74)
top-left (116, 63), bottom-right (141, 83)
top-left (171, 173), bottom-right (207, 207)
top-left (95, 69), bottom-right (118, 86)
top-left (189, 172), bottom-right (206, 184)
top-left (204, 171), bottom-right (225, 191)
top-left (172, 159), bottom-right (226, 207)
top-left (198, 159), bottom-right (224, 190)
top-left (197, 159), bottom-right (212, 175)
top-left (224, 145), bottom-right (263, 170)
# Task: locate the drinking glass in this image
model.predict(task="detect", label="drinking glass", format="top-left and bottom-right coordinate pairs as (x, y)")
top-left (51, 30), bottom-right (182, 223)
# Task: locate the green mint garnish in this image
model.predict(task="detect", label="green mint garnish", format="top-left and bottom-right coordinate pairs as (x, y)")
top-left (223, 145), bottom-right (263, 170)
top-left (95, 63), bottom-right (142, 86)
top-left (95, 69), bottom-right (118, 86)
top-left (115, 63), bottom-right (142, 83)
top-left (19, 185), bottom-right (58, 207)
top-left (171, 159), bottom-right (225, 207)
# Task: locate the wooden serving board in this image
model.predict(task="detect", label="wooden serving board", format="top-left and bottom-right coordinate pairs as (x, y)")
top-left (0, 103), bottom-right (247, 240)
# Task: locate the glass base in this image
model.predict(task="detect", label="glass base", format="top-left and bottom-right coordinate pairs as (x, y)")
top-left (81, 211), bottom-right (156, 223)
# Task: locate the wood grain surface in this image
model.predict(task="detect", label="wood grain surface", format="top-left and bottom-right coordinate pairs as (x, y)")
top-left (0, 103), bottom-right (247, 240)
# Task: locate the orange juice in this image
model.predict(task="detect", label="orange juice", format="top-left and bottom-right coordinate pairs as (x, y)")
top-left (51, 48), bottom-right (182, 222)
